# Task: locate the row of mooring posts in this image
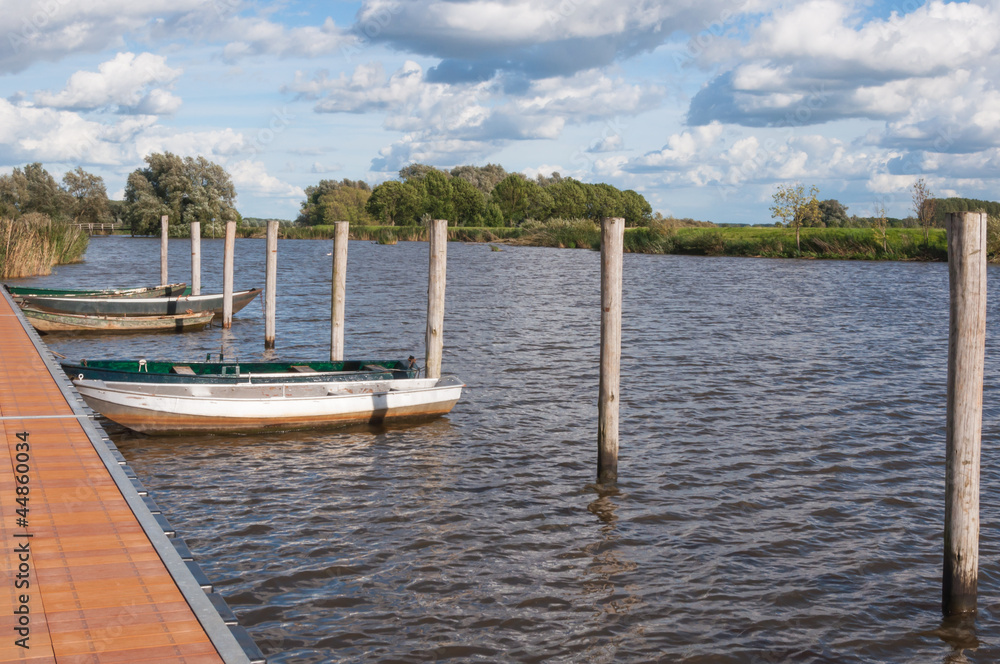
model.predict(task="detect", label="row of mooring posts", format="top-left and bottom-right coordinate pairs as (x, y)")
top-left (161, 215), bottom-right (451, 371)
top-left (159, 212), bottom-right (984, 617)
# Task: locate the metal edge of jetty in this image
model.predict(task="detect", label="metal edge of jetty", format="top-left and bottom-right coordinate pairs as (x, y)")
top-left (0, 286), bottom-right (265, 663)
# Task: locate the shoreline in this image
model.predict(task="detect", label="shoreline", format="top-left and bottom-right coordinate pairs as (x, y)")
top-left (105, 224), bottom-right (952, 263)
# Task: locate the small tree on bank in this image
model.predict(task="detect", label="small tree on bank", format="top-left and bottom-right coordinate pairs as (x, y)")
top-left (872, 198), bottom-right (889, 254)
top-left (770, 183), bottom-right (821, 252)
top-left (911, 177), bottom-right (936, 243)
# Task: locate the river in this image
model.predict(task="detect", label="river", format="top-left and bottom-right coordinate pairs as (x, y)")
top-left (14, 235), bottom-right (1000, 663)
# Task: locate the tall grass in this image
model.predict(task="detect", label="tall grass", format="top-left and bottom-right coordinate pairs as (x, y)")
top-left (512, 219), bottom-right (601, 249)
top-left (1, 214), bottom-right (89, 278)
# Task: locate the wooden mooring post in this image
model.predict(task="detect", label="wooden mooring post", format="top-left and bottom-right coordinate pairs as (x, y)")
top-left (598, 217), bottom-right (624, 484)
top-left (222, 220), bottom-right (236, 329)
top-left (426, 219), bottom-right (448, 379)
top-left (330, 221), bottom-right (349, 361)
top-left (190, 221), bottom-right (201, 295)
top-left (160, 215), bottom-right (169, 286)
top-left (264, 220), bottom-right (278, 349)
top-left (943, 211), bottom-right (988, 616)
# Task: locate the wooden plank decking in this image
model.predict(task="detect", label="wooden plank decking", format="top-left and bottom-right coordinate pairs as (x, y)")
top-left (0, 291), bottom-right (252, 663)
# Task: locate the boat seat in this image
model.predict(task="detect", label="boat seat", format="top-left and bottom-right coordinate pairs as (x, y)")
top-left (172, 365), bottom-right (196, 375)
top-left (363, 364), bottom-right (388, 371)
top-left (290, 365), bottom-right (316, 373)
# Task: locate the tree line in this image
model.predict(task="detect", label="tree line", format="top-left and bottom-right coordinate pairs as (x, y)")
top-left (297, 164), bottom-right (653, 228)
top-left (0, 163), bottom-right (113, 226)
top-left (0, 154), bottom-right (240, 237)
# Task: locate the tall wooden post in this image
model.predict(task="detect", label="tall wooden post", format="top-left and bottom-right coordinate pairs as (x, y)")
top-left (222, 220), bottom-right (236, 329)
top-left (190, 221), bottom-right (201, 295)
top-left (330, 222), bottom-right (349, 361)
top-left (943, 211), bottom-right (987, 616)
top-left (264, 220), bottom-right (278, 349)
top-left (598, 217), bottom-right (624, 484)
top-left (426, 219), bottom-right (448, 379)
top-left (160, 215), bottom-right (169, 286)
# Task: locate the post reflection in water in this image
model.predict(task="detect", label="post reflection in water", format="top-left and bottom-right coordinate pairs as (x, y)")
top-left (578, 485), bottom-right (643, 663)
top-left (932, 613), bottom-right (980, 663)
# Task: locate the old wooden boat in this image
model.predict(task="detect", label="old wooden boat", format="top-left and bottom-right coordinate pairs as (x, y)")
top-left (62, 359), bottom-right (416, 384)
top-left (18, 287), bottom-right (262, 320)
top-left (71, 375), bottom-right (465, 434)
top-left (22, 307), bottom-right (214, 334)
top-left (6, 282), bottom-right (187, 299)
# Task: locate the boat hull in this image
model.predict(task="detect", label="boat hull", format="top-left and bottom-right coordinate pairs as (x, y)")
top-left (23, 308), bottom-right (213, 333)
top-left (18, 287), bottom-right (261, 320)
top-left (73, 376), bottom-right (464, 434)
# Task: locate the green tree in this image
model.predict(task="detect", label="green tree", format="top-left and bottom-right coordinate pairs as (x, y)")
top-left (399, 163), bottom-right (441, 182)
top-left (366, 180), bottom-right (421, 226)
top-left (450, 163), bottom-right (508, 194)
top-left (0, 163), bottom-right (74, 221)
top-left (770, 183), bottom-right (821, 252)
top-left (818, 199), bottom-right (849, 228)
top-left (619, 189), bottom-right (653, 226)
top-left (62, 167), bottom-right (111, 225)
top-left (450, 177), bottom-right (487, 226)
top-left (421, 170), bottom-right (455, 221)
top-left (547, 179), bottom-right (588, 219)
top-left (298, 179), bottom-right (372, 225)
top-left (527, 186), bottom-right (554, 221)
top-left (124, 152), bottom-right (238, 235)
top-left (481, 202), bottom-right (505, 227)
top-left (490, 174), bottom-right (537, 225)
top-left (584, 183), bottom-right (622, 221)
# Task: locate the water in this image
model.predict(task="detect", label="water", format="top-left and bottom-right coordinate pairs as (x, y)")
top-left (16, 235), bottom-right (1000, 663)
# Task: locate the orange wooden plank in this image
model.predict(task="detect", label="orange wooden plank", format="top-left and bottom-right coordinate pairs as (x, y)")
top-left (0, 296), bottom-right (225, 664)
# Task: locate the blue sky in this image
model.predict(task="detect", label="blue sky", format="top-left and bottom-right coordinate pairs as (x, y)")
top-left (0, 0), bottom-right (994, 223)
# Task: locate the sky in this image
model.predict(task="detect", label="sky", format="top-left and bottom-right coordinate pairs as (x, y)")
top-left (0, 0), bottom-right (996, 223)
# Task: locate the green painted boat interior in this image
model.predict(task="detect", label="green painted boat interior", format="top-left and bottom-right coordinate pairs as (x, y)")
top-left (67, 359), bottom-right (410, 375)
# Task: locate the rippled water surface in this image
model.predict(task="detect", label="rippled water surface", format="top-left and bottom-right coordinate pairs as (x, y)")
top-left (16, 235), bottom-right (1000, 662)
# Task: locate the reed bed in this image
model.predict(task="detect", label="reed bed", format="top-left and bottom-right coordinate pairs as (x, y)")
top-left (0, 214), bottom-right (89, 278)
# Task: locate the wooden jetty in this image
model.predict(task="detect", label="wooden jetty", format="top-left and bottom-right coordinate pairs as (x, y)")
top-left (0, 288), bottom-right (262, 663)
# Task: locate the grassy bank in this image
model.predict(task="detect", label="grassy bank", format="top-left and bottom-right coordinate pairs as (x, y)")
top-left (670, 226), bottom-right (947, 260)
top-left (1, 215), bottom-right (89, 278)
top-left (505, 221), bottom-right (949, 261)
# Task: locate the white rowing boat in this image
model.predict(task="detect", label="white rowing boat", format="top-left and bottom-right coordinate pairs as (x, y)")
top-left (72, 376), bottom-right (464, 435)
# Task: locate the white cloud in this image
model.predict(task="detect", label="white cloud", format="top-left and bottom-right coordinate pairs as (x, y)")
top-left (292, 60), bottom-right (662, 169)
top-left (588, 134), bottom-right (623, 153)
top-left (34, 52), bottom-right (182, 114)
top-left (0, 98), bottom-right (130, 164)
top-left (354, 0), bottom-right (741, 80)
top-left (626, 121), bottom-right (886, 193)
top-left (133, 128), bottom-right (248, 161)
top-left (688, 0), bottom-right (1000, 138)
top-left (221, 16), bottom-right (352, 62)
top-left (228, 160), bottom-right (305, 198)
top-left (1, 0), bottom-right (209, 74)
